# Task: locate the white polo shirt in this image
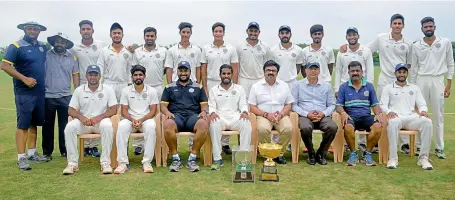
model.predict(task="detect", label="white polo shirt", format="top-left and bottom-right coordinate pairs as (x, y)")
top-left (69, 84), bottom-right (117, 118)
top-left (132, 45), bottom-right (167, 86)
top-left (367, 33), bottom-right (413, 77)
top-left (248, 78), bottom-right (294, 113)
top-left (237, 40), bottom-right (270, 80)
top-left (201, 43), bottom-right (238, 81)
top-left (268, 43), bottom-right (303, 82)
top-left (208, 83), bottom-right (248, 117)
top-left (71, 40), bottom-right (107, 84)
top-left (120, 84), bottom-right (159, 119)
top-left (410, 36), bottom-right (455, 82)
top-left (97, 45), bottom-right (133, 84)
top-left (380, 82), bottom-right (428, 116)
top-left (334, 45), bottom-right (374, 91)
top-left (301, 44), bottom-right (335, 82)
top-left (165, 43), bottom-right (202, 82)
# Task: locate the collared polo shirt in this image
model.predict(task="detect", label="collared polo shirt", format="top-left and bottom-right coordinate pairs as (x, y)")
top-left (237, 39), bottom-right (270, 79)
top-left (201, 42), bottom-right (238, 80)
top-left (248, 78), bottom-right (294, 113)
top-left (44, 49), bottom-right (79, 98)
top-left (132, 45), bottom-right (167, 86)
top-left (2, 38), bottom-right (47, 95)
top-left (161, 81), bottom-right (208, 116)
top-left (97, 44), bottom-right (133, 84)
top-left (71, 40), bottom-right (106, 84)
top-left (291, 78), bottom-right (335, 117)
top-left (336, 78), bottom-right (379, 118)
top-left (380, 82), bottom-right (428, 116)
top-left (334, 45), bottom-right (374, 91)
top-left (268, 43), bottom-right (303, 82)
top-left (69, 84), bottom-right (117, 118)
top-left (165, 43), bottom-right (202, 82)
top-left (208, 83), bottom-right (248, 116)
top-left (120, 84), bottom-right (159, 119)
top-left (301, 44), bottom-right (335, 82)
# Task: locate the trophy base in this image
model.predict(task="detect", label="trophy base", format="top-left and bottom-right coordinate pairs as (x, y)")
top-left (259, 167), bottom-right (279, 182)
top-left (232, 172), bottom-right (255, 183)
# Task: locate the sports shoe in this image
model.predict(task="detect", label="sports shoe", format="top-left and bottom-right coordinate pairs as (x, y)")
top-left (417, 156), bottom-right (433, 170)
top-left (435, 149), bottom-right (446, 159)
top-left (186, 159), bottom-right (200, 172)
top-left (134, 147), bottom-right (143, 155)
top-left (363, 152), bottom-right (377, 166)
top-left (84, 148), bottom-right (91, 157)
top-left (91, 147), bottom-right (101, 157)
top-left (101, 163), bottom-right (113, 174)
top-left (18, 157), bottom-right (32, 171)
top-left (143, 163), bottom-right (154, 173)
top-left (357, 144), bottom-right (367, 153)
top-left (346, 152), bottom-right (358, 166)
top-left (400, 144), bottom-right (410, 155)
top-left (386, 159), bottom-right (398, 169)
top-left (415, 148), bottom-right (420, 156)
top-left (28, 152), bottom-right (49, 162)
top-left (372, 146), bottom-right (379, 153)
top-left (169, 159), bottom-right (183, 172)
top-left (43, 155), bottom-right (53, 161)
top-left (114, 163), bottom-right (128, 174)
top-left (62, 164), bottom-right (78, 175)
top-left (210, 160), bottom-right (224, 170)
top-left (222, 145), bottom-right (232, 155)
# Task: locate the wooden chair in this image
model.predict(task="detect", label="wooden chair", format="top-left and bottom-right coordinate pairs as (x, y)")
top-left (378, 129), bottom-right (419, 164)
top-left (161, 131), bottom-right (212, 167)
top-left (291, 127), bottom-right (338, 163)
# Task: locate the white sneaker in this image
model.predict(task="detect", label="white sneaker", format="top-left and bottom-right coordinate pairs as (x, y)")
top-left (63, 164), bottom-right (79, 175)
top-left (114, 163), bottom-right (128, 174)
top-left (386, 159), bottom-right (398, 169)
top-left (417, 156), bottom-right (433, 170)
top-left (143, 163), bottom-right (154, 173)
top-left (101, 163), bottom-right (113, 174)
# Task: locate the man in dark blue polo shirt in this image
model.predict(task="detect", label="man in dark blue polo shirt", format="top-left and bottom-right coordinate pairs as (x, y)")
top-left (336, 61), bottom-right (384, 167)
top-left (1, 21), bottom-right (49, 170)
top-left (161, 61), bottom-right (209, 173)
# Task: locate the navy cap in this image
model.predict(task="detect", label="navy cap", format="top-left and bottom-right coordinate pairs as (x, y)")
top-left (346, 27), bottom-right (358, 34)
top-left (306, 61), bottom-right (320, 69)
top-left (394, 63), bottom-right (408, 72)
top-left (247, 22), bottom-right (260, 30)
top-left (279, 25), bottom-right (291, 32)
top-left (86, 65), bottom-right (101, 74)
top-left (178, 61), bottom-right (191, 69)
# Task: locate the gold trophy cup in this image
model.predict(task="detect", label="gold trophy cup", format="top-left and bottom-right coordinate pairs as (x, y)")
top-left (258, 143), bottom-right (282, 182)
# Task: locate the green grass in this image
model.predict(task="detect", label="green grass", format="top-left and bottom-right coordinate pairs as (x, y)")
top-left (0, 67), bottom-right (454, 200)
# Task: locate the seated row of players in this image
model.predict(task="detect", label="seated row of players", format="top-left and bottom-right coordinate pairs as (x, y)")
top-left (62, 58), bottom-right (434, 175)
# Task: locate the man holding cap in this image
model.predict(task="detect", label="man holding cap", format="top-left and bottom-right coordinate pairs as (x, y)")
top-left (292, 61), bottom-right (337, 165)
top-left (1, 21), bottom-right (48, 170)
top-left (42, 33), bottom-right (79, 160)
top-left (380, 63), bottom-right (433, 170)
top-left (63, 65), bottom-right (117, 175)
top-left (301, 25), bottom-right (335, 83)
top-left (268, 25), bottom-right (303, 89)
top-left (161, 61), bottom-right (209, 172)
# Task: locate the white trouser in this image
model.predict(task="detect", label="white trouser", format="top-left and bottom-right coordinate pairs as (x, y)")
top-left (238, 76), bottom-right (262, 101)
top-left (210, 114), bottom-right (252, 161)
top-left (117, 119), bottom-right (156, 164)
top-left (105, 82), bottom-right (128, 103)
top-left (416, 75), bottom-right (445, 150)
top-left (207, 78), bottom-right (233, 146)
top-left (387, 114), bottom-right (432, 160)
top-left (65, 118), bottom-right (114, 165)
top-left (272, 79), bottom-right (296, 144)
top-left (132, 84), bottom-right (163, 148)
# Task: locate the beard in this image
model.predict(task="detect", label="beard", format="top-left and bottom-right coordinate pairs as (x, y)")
top-left (221, 78), bottom-right (231, 85)
top-left (396, 77), bottom-right (407, 82)
top-left (54, 46), bottom-right (65, 53)
top-left (280, 37), bottom-right (289, 43)
top-left (88, 80), bottom-right (98, 86)
top-left (424, 31), bottom-right (434, 37)
top-left (178, 76), bottom-right (189, 83)
top-left (134, 79), bottom-right (143, 85)
top-left (348, 40), bottom-right (358, 45)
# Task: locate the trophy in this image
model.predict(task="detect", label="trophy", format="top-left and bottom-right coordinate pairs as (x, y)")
top-left (232, 146), bottom-right (254, 183)
top-left (258, 143), bottom-right (282, 182)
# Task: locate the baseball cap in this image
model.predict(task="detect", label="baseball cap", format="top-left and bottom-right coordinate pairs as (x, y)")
top-left (247, 22), bottom-right (260, 30)
top-left (86, 65), bottom-right (101, 74)
top-left (394, 63), bottom-right (408, 72)
top-left (306, 61), bottom-right (320, 69)
top-left (178, 61), bottom-right (191, 69)
top-left (278, 25), bottom-right (291, 32)
top-left (346, 27), bottom-right (358, 34)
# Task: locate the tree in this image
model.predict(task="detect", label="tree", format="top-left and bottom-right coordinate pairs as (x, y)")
top-left (372, 52), bottom-right (380, 66)
top-left (296, 43), bottom-right (308, 49)
top-left (452, 42), bottom-right (455, 61)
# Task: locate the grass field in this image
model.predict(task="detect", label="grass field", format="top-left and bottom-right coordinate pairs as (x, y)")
top-left (0, 67), bottom-right (454, 200)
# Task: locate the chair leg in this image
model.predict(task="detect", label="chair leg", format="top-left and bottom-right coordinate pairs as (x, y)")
top-left (155, 123), bottom-right (162, 168)
top-left (250, 127), bottom-right (258, 165)
top-left (162, 139), bottom-right (169, 167)
top-left (79, 138), bottom-right (84, 162)
top-left (203, 135), bottom-right (212, 166)
top-left (332, 113), bottom-right (344, 163)
top-left (291, 127), bottom-right (300, 163)
top-left (409, 135), bottom-right (415, 157)
top-left (378, 126), bottom-right (389, 164)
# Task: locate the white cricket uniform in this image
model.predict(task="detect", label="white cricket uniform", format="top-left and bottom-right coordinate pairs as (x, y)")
top-left (165, 43), bottom-right (202, 83)
top-left (367, 33), bottom-right (413, 146)
top-left (237, 40), bottom-right (270, 98)
top-left (97, 45), bottom-right (133, 102)
top-left (268, 43), bottom-right (303, 89)
top-left (334, 45), bottom-right (374, 92)
top-left (117, 85), bottom-right (159, 165)
top-left (201, 43), bottom-right (239, 91)
top-left (132, 45), bottom-right (167, 98)
top-left (410, 36), bottom-right (455, 150)
top-left (380, 82), bottom-right (432, 160)
top-left (208, 84), bottom-right (251, 161)
top-left (71, 40), bottom-right (107, 85)
top-left (64, 84), bottom-right (117, 166)
top-left (301, 44), bottom-right (335, 83)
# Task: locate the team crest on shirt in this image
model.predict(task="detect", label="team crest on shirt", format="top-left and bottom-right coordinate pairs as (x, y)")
top-left (155, 53), bottom-right (160, 58)
top-left (291, 53), bottom-right (296, 57)
top-left (92, 45), bottom-right (97, 51)
top-left (190, 53), bottom-right (195, 58)
top-left (223, 48), bottom-right (228, 54)
top-left (321, 51), bottom-right (326, 56)
top-left (364, 91), bottom-right (369, 97)
top-left (142, 93), bottom-right (148, 99)
top-left (358, 51), bottom-right (363, 56)
top-left (400, 45), bottom-right (406, 50)
top-left (39, 47), bottom-right (44, 52)
top-left (256, 46), bottom-right (262, 51)
top-left (98, 93), bottom-right (104, 98)
top-left (123, 53), bottom-right (129, 59)
top-left (231, 90), bottom-right (237, 95)
top-left (189, 88), bottom-right (195, 93)
top-left (435, 43), bottom-right (441, 49)
top-left (409, 91), bottom-right (414, 95)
